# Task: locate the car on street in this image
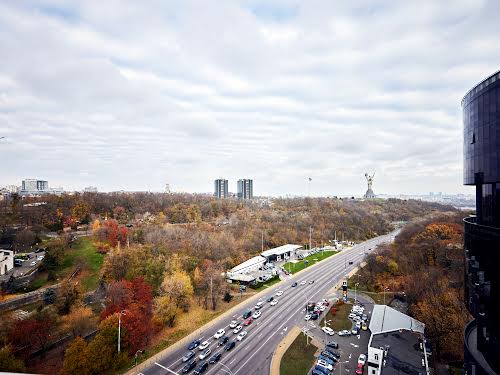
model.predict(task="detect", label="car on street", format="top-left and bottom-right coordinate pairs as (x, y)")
top-left (304, 314), bottom-right (312, 321)
top-left (358, 354), bottom-right (367, 366)
top-left (309, 280), bottom-right (315, 284)
top-left (276, 290), bottom-right (284, 296)
top-left (182, 360), bottom-right (197, 373)
top-left (182, 351), bottom-right (196, 362)
top-left (300, 280), bottom-right (306, 285)
top-left (213, 329), bottom-right (225, 339)
top-left (326, 341), bottom-right (339, 349)
top-left (236, 331), bottom-right (248, 341)
top-left (198, 341), bottom-right (210, 351)
top-left (349, 261), bottom-right (353, 265)
top-left (270, 299), bottom-right (278, 306)
top-left (338, 330), bottom-right (351, 336)
top-left (291, 282), bottom-right (298, 287)
top-left (255, 301), bottom-right (264, 310)
top-left (193, 361), bottom-right (208, 374)
top-left (218, 336), bottom-right (229, 346)
top-left (322, 327), bottom-right (335, 336)
top-left (242, 310), bottom-right (252, 319)
top-left (224, 341), bottom-right (236, 351)
top-left (356, 363), bottom-right (364, 375)
top-left (243, 317), bottom-right (253, 326)
top-left (209, 352), bottom-right (222, 364)
top-left (188, 340), bottom-right (201, 350)
top-left (267, 296), bottom-right (274, 302)
top-left (252, 311), bottom-right (262, 319)
top-left (229, 320), bottom-right (238, 329)
top-left (233, 325), bottom-right (243, 334)
top-left (198, 348), bottom-right (211, 360)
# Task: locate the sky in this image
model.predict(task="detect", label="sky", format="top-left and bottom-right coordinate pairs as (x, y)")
top-left (0, 0), bottom-right (499, 196)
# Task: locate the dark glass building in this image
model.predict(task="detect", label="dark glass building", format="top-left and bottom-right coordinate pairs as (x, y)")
top-left (462, 70), bottom-right (500, 375)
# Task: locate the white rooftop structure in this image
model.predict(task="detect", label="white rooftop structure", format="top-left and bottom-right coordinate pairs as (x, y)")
top-left (261, 244), bottom-right (302, 257)
top-left (369, 305), bottom-right (425, 335)
top-left (226, 274), bottom-right (256, 283)
top-left (228, 255), bottom-right (266, 275)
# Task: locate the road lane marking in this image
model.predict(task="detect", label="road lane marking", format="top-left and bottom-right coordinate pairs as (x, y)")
top-left (155, 362), bottom-right (178, 374)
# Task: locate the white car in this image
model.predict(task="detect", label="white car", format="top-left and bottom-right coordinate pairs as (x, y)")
top-left (236, 331), bottom-right (247, 341)
top-left (229, 320), bottom-right (238, 329)
top-left (300, 281), bottom-right (306, 285)
top-left (233, 325), bottom-right (243, 334)
top-left (276, 290), bottom-right (284, 297)
top-left (252, 311), bottom-right (262, 319)
top-left (198, 341), bottom-right (210, 351)
top-left (270, 300), bottom-right (278, 306)
top-left (30, 261), bottom-right (36, 266)
top-left (199, 348), bottom-right (211, 360)
top-left (304, 314), bottom-right (312, 321)
top-left (255, 302), bottom-right (264, 310)
top-left (322, 327), bottom-right (335, 336)
top-left (319, 306), bottom-right (326, 312)
top-left (317, 360), bottom-right (333, 371)
top-left (213, 329), bottom-right (225, 339)
top-left (358, 354), bottom-right (367, 365)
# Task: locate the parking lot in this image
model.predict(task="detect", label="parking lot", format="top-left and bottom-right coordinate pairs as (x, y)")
top-left (301, 294), bottom-right (374, 375)
top-left (0, 251), bottom-right (45, 282)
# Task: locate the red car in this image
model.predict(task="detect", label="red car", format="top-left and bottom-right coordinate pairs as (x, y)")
top-left (356, 363), bottom-right (364, 375)
top-left (243, 317), bottom-right (253, 326)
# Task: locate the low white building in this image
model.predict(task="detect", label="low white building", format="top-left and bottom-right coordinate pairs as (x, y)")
top-left (0, 250), bottom-right (14, 276)
top-left (260, 244), bottom-right (302, 262)
top-left (227, 255), bottom-right (267, 278)
top-left (367, 305), bottom-right (429, 375)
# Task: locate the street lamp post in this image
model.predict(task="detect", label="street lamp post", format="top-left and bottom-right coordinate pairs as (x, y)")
top-left (134, 350), bottom-right (144, 366)
top-left (354, 283), bottom-right (359, 305)
top-left (118, 310), bottom-right (127, 353)
top-left (383, 287), bottom-right (390, 305)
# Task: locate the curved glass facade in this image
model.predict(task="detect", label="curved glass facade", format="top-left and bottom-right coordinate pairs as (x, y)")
top-left (463, 71), bottom-right (500, 375)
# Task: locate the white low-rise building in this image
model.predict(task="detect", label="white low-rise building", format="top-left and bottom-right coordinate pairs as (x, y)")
top-left (367, 305), bottom-right (429, 375)
top-left (260, 244), bottom-right (302, 262)
top-left (0, 250), bottom-right (14, 276)
top-left (227, 255), bottom-right (267, 278)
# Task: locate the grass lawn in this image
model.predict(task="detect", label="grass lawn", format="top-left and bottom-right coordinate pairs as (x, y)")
top-left (252, 276), bottom-right (282, 292)
top-left (280, 332), bottom-right (317, 375)
top-left (322, 301), bottom-right (353, 331)
top-left (347, 276), bottom-right (392, 305)
top-left (282, 250), bottom-right (338, 274)
top-left (25, 237), bottom-right (104, 293)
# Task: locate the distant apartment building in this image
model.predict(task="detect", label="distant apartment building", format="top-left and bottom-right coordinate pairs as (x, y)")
top-left (20, 179), bottom-right (63, 196)
top-left (83, 186), bottom-right (98, 193)
top-left (462, 70), bottom-right (500, 375)
top-left (214, 179), bottom-right (228, 199)
top-left (237, 179), bottom-right (253, 200)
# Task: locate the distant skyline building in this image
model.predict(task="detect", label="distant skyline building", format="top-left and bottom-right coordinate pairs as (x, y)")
top-left (22, 179), bottom-right (48, 192)
top-left (462, 70), bottom-right (500, 375)
top-left (237, 179), bottom-right (253, 200)
top-left (83, 186), bottom-right (98, 193)
top-left (214, 178), bottom-right (229, 199)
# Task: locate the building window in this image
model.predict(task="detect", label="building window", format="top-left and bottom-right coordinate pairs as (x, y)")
top-left (375, 354), bottom-right (379, 361)
top-left (471, 132), bottom-right (476, 144)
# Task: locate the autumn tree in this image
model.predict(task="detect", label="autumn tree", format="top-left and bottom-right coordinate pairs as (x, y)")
top-left (62, 306), bottom-right (96, 338)
top-left (61, 337), bottom-right (90, 375)
top-left (0, 345), bottom-right (25, 372)
top-left (56, 281), bottom-right (81, 315)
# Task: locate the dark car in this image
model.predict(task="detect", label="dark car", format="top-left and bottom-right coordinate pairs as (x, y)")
top-left (291, 282), bottom-right (298, 287)
top-left (225, 341), bottom-right (236, 351)
top-left (267, 296), bottom-right (274, 302)
top-left (218, 336), bottom-right (229, 346)
top-left (326, 341), bottom-right (339, 349)
top-left (242, 310), bottom-right (252, 319)
top-left (314, 365), bottom-right (331, 375)
top-left (324, 348), bottom-right (341, 358)
top-left (321, 351), bottom-right (338, 362)
top-left (193, 361), bottom-right (208, 374)
top-left (182, 360), bottom-right (197, 373)
top-left (310, 313), bottom-right (319, 320)
top-left (209, 352), bottom-right (222, 364)
top-left (188, 340), bottom-right (201, 350)
top-left (182, 350), bottom-right (196, 362)
top-left (348, 261), bottom-right (353, 265)
top-left (312, 370), bottom-right (325, 375)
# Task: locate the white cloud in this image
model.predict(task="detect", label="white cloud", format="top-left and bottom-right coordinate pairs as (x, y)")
top-left (0, 0), bottom-right (498, 195)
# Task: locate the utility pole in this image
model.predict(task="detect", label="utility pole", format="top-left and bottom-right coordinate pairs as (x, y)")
top-left (118, 310), bottom-right (126, 352)
top-left (261, 231), bottom-right (264, 252)
top-left (354, 282), bottom-right (359, 305)
top-left (309, 226), bottom-right (312, 251)
top-left (210, 276), bottom-right (213, 309)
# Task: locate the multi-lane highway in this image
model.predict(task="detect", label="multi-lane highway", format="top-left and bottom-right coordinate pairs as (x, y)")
top-left (137, 231), bottom-right (396, 375)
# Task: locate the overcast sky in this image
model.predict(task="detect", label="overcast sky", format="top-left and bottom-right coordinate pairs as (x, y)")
top-left (1, 0), bottom-right (499, 196)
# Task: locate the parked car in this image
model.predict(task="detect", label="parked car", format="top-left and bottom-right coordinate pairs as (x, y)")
top-left (310, 313), bottom-right (319, 320)
top-left (324, 348), bottom-right (341, 358)
top-left (318, 355), bottom-right (335, 366)
top-left (352, 327), bottom-right (359, 335)
top-left (326, 341), bottom-right (339, 349)
top-left (362, 322), bottom-right (368, 331)
top-left (188, 340), bottom-right (201, 350)
top-left (321, 351), bottom-right (338, 361)
top-left (313, 365), bottom-right (331, 375)
top-left (224, 341), bottom-right (236, 351)
top-left (322, 327), bottom-right (335, 336)
top-left (182, 351), bottom-right (195, 362)
top-left (304, 314), bottom-right (312, 321)
top-left (317, 360), bottom-right (333, 371)
top-left (182, 360), bottom-right (197, 373)
top-left (358, 354), bottom-right (367, 366)
top-left (209, 352), bottom-right (222, 364)
top-left (338, 330), bottom-right (351, 337)
top-left (356, 363), bottom-right (364, 375)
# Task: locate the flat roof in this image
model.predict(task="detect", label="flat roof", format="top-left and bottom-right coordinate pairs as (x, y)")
top-left (369, 305), bottom-right (425, 335)
top-left (229, 255), bottom-right (266, 273)
top-left (261, 244), bottom-right (302, 257)
top-left (371, 330), bottom-right (427, 375)
top-left (226, 274), bottom-right (255, 282)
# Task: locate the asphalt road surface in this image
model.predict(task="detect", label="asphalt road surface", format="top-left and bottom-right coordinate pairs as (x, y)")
top-left (138, 231), bottom-right (397, 375)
